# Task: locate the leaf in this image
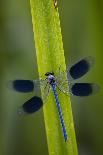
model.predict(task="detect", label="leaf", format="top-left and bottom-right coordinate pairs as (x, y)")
top-left (30, 0), bottom-right (78, 154)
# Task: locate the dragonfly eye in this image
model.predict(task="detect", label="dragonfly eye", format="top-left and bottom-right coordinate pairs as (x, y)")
top-left (45, 72), bottom-right (50, 76)
top-left (51, 72), bottom-right (54, 75)
top-left (45, 72), bottom-right (54, 76)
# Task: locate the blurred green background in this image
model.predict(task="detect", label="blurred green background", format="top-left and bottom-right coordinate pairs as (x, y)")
top-left (0, 0), bottom-right (103, 155)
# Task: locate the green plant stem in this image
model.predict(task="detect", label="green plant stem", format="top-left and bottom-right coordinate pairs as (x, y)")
top-left (30, 0), bottom-right (78, 154)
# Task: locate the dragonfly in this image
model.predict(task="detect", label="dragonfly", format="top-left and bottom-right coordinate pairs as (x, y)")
top-left (10, 56), bottom-right (99, 142)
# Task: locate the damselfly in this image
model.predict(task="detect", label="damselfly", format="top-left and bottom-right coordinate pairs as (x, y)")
top-left (10, 56), bottom-right (99, 142)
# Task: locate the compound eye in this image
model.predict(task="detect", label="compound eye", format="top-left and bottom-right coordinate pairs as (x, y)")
top-left (45, 72), bottom-right (54, 76)
top-left (45, 72), bottom-right (49, 76)
top-left (51, 72), bottom-right (54, 75)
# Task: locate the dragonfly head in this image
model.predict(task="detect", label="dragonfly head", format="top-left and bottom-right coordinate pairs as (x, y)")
top-left (45, 72), bottom-right (54, 76)
top-left (45, 72), bottom-right (55, 84)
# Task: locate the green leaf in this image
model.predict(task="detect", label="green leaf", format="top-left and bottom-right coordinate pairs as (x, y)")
top-left (30, 0), bottom-right (78, 154)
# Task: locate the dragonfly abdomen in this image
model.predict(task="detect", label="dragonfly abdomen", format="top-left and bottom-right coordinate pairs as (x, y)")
top-left (51, 84), bottom-right (68, 141)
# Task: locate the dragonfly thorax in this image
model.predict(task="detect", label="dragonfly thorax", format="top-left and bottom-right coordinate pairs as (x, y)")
top-left (45, 72), bottom-right (55, 84)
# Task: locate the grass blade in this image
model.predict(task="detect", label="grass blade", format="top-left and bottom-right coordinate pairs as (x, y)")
top-left (29, 0), bottom-right (78, 154)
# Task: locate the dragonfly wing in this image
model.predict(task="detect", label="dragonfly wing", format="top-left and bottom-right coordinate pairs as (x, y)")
top-left (40, 79), bottom-right (51, 102)
top-left (9, 79), bottom-right (46, 93)
top-left (18, 96), bottom-right (43, 115)
top-left (9, 79), bottom-right (50, 115)
top-left (56, 73), bottom-right (70, 95)
top-left (70, 83), bottom-right (99, 96)
top-left (9, 80), bottom-right (34, 93)
top-left (68, 56), bottom-right (95, 80)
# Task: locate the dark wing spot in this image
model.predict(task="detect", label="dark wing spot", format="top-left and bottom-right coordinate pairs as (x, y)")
top-left (23, 96), bottom-right (43, 114)
top-left (71, 83), bottom-right (94, 96)
top-left (69, 57), bottom-right (94, 79)
top-left (12, 80), bottom-right (34, 92)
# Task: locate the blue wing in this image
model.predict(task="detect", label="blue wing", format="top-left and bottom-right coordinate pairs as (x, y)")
top-left (70, 83), bottom-right (99, 96)
top-left (68, 56), bottom-right (94, 80)
top-left (18, 96), bottom-right (43, 115)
